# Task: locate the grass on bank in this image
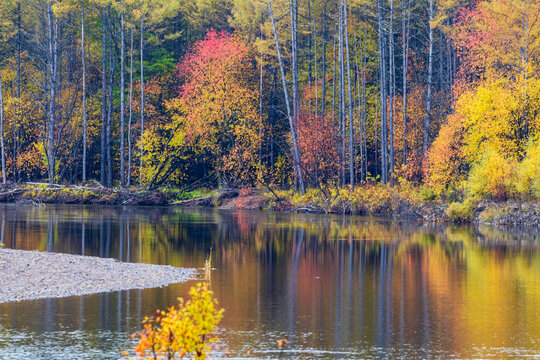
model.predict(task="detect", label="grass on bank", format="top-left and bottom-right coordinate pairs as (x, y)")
top-left (161, 187), bottom-right (217, 202)
top-left (445, 199), bottom-right (476, 223)
top-left (284, 185), bottom-right (418, 214)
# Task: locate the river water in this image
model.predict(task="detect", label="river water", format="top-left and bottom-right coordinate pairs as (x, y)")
top-left (0, 204), bottom-right (539, 359)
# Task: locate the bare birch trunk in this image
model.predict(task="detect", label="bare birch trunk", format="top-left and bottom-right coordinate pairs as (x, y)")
top-left (424, 0), bottom-right (434, 154)
top-left (402, 0), bottom-right (411, 164)
top-left (377, 0), bottom-right (388, 184)
top-left (321, 1), bottom-right (327, 116)
top-left (15, 2), bottom-right (21, 182)
top-left (81, 0), bottom-right (87, 182)
top-left (0, 74), bottom-right (6, 184)
top-left (128, 11), bottom-right (134, 187)
top-left (120, 3), bottom-right (126, 186)
top-left (338, 0), bottom-right (345, 185)
top-left (47, 1), bottom-right (58, 184)
top-left (101, 9), bottom-right (107, 185)
top-left (139, 10), bottom-right (145, 185)
top-left (290, 0), bottom-right (299, 119)
top-left (267, 0), bottom-right (305, 195)
top-left (344, 0), bottom-right (354, 187)
top-left (106, 6), bottom-right (114, 187)
top-left (388, 0), bottom-right (395, 183)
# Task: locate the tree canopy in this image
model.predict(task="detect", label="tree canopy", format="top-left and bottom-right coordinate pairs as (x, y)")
top-left (0, 0), bottom-right (535, 197)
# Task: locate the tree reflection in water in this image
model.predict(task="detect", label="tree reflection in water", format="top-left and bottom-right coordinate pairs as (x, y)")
top-left (0, 205), bottom-right (540, 359)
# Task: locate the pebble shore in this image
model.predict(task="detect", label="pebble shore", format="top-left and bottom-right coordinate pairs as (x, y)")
top-left (0, 249), bottom-right (195, 303)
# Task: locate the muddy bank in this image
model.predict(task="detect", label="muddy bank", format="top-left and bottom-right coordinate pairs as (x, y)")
top-left (0, 183), bottom-right (170, 206)
top-left (0, 248), bottom-right (195, 303)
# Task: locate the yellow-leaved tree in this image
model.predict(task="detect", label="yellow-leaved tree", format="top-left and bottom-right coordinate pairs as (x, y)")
top-left (515, 140), bottom-right (540, 199)
top-left (426, 0), bottom-right (540, 194)
top-left (130, 282), bottom-right (224, 360)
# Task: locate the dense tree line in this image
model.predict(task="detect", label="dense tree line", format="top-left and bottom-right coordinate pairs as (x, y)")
top-left (0, 0), bottom-right (536, 195)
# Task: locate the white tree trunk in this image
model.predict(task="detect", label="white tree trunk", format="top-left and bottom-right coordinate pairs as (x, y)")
top-left (81, 1), bottom-right (87, 182)
top-left (139, 10), bottom-right (145, 185)
top-left (424, 0), bottom-right (434, 154)
top-left (0, 74), bottom-right (6, 184)
top-left (267, 0), bottom-right (305, 195)
top-left (120, 3), bottom-right (126, 186)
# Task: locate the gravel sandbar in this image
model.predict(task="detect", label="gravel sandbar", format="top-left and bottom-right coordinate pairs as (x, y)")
top-left (0, 249), bottom-right (195, 303)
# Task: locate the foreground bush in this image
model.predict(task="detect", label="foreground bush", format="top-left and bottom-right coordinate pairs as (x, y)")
top-left (130, 283), bottom-right (223, 360)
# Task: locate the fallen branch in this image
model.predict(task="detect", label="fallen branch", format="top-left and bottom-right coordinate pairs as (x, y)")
top-left (255, 178), bottom-right (281, 201)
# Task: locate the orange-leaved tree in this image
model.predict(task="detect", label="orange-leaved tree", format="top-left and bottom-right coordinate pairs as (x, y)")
top-left (167, 29), bottom-right (262, 186)
top-left (296, 107), bottom-right (340, 186)
top-left (424, 114), bottom-right (467, 194)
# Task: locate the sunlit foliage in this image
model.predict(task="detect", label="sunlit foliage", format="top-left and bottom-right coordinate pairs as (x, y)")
top-left (145, 30), bottom-right (262, 187)
top-left (467, 147), bottom-right (517, 200)
top-left (515, 140), bottom-right (540, 199)
top-left (426, 0), bottom-right (539, 198)
top-left (131, 282), bottom-right (223, 360)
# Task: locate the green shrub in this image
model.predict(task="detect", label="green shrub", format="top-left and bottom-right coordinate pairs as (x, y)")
top-left (419, 186), bottom-right (437, 202)
top-left (445, 198), bottom-right (476, 222)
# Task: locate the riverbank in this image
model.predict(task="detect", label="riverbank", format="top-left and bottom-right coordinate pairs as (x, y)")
top-left (0, 248), bottom-right (195, 303)
top-left (177, 187), bottom-right (540, 227)
top-left (0, 183), bottom-right (538, 226)
top-left (0, 182), bottom-right (170, 206)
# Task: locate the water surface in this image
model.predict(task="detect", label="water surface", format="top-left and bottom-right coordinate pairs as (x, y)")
top-left (1, 204), bottom-right (540, 359)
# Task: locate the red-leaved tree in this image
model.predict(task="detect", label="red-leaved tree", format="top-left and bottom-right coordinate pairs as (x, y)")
top-left (296, 107), bottom-right (340, 185)
top-left (167, 29), bottom-right (262, 185)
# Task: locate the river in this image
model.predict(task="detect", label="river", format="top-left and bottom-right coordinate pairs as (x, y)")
top-left (0, 204), bottom-right (539, 359)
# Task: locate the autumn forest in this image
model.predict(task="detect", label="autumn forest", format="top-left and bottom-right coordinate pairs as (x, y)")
top-left (0, 0), bottom-right (537, 200)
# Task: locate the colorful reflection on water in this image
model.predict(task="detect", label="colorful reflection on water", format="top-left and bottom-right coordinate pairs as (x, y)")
top-left (0, 204), bottom-right (540, 359)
